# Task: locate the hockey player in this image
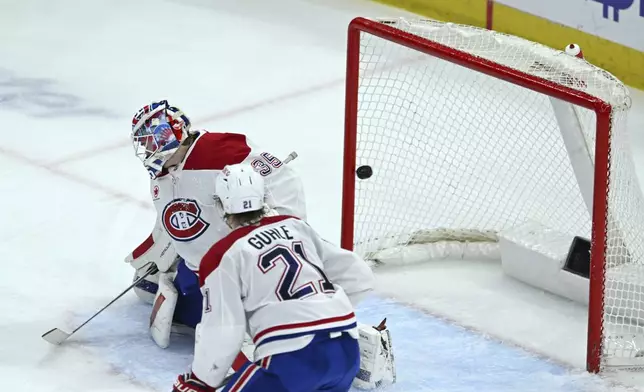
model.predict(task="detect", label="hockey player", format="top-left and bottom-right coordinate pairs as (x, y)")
top-left (172, 164), bottom-right (380, 392)
top-left (124, 100), bottom-right (307, 349)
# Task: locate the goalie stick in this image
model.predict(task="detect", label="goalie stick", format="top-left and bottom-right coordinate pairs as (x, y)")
top-left (42, 262), bottom-right (159, 345)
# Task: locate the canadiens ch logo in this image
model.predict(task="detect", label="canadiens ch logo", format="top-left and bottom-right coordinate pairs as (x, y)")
top-left (162, 199), bottom-right (210, 242)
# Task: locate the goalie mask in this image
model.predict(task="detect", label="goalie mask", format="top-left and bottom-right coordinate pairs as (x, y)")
top-left (131, 100), bottom-right (191, 178)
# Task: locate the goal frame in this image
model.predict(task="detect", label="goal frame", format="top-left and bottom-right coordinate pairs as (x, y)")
top-left (340, 16), bottom-right (613, 373)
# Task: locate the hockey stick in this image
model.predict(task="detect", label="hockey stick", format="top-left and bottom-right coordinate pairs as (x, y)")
top-left (42, 262), bottom-right (159, 345)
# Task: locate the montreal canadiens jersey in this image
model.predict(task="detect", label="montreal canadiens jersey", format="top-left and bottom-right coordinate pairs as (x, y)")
top-left (191, 215), bottom-right (374, 387)
top-left (133, 131), bottom-right (307, 272)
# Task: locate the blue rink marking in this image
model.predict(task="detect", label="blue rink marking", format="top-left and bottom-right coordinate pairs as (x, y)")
top-left (75, 295), bottom-right (607, 391)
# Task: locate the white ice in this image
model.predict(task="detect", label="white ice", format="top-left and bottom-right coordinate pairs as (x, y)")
top-left (1, 0), bottom-right (644, 391)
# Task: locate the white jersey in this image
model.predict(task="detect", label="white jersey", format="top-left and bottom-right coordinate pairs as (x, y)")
top-left (128, 131), bottom-right (307, 272)
top-left (192, 216), bottom-right (374, 388)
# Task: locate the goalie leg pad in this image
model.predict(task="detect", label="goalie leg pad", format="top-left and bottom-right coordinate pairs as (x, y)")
top-left (352, 320), bottom-right (396, 390)
top-left (150, 272), bottom-right (178, 349)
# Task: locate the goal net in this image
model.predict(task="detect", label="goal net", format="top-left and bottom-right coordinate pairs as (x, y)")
top-left (341, 17), bottom-right (639, 372)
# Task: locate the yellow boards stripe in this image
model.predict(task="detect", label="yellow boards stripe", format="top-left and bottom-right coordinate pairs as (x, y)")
top-left (493, 3), bottom-right (644, 90)
top-left (372, 0), bottom-right (488, 28)
top-left (367, 0), bottom-right (642, 89)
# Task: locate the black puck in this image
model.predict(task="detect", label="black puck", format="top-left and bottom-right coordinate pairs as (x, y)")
top-left (356, 165), bottom-right (373, 179)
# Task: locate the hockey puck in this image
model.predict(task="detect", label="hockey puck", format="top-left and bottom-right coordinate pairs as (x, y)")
top-left (356, 165), bottom-right (373, 179)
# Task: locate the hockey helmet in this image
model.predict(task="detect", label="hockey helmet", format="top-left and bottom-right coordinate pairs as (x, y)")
top-left (215, 164), bottom-right (265, 215)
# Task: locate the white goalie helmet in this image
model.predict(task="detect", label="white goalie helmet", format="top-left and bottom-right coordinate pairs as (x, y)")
top-left (215, 164), bottom-right (266, 215)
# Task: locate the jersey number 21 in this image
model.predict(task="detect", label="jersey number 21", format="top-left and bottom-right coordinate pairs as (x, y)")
top-left (259, 242), bottom-right (335, 301)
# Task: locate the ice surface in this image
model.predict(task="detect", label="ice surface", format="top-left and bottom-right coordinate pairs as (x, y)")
top-left (1, 0), bottom-right (644, 390)
top-left (69, 296), bottom-right (629, 392)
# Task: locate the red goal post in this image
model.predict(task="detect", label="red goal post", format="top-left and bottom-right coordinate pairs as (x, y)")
top-left (341, 17), bottom-right (637, 373)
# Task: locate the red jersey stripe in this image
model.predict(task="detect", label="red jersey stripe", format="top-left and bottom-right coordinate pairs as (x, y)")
top-left (229, 363), bottom-right (259, 392)
top-left (253, 312), bottom-right (356, 343)
top-left (132, 234), bottom-right (154, 259)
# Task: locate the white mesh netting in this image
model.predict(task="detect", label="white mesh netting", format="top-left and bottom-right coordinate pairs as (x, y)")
top-left (348, 17), bottom-right (642, 368)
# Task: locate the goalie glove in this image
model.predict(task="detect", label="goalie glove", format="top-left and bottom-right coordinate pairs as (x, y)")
top-left (126, 223), bottom-right (178, 273)
top-left (352, 318), bottom-right (396, 390)
top-left (172, 372), bottom-right (216, 392)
